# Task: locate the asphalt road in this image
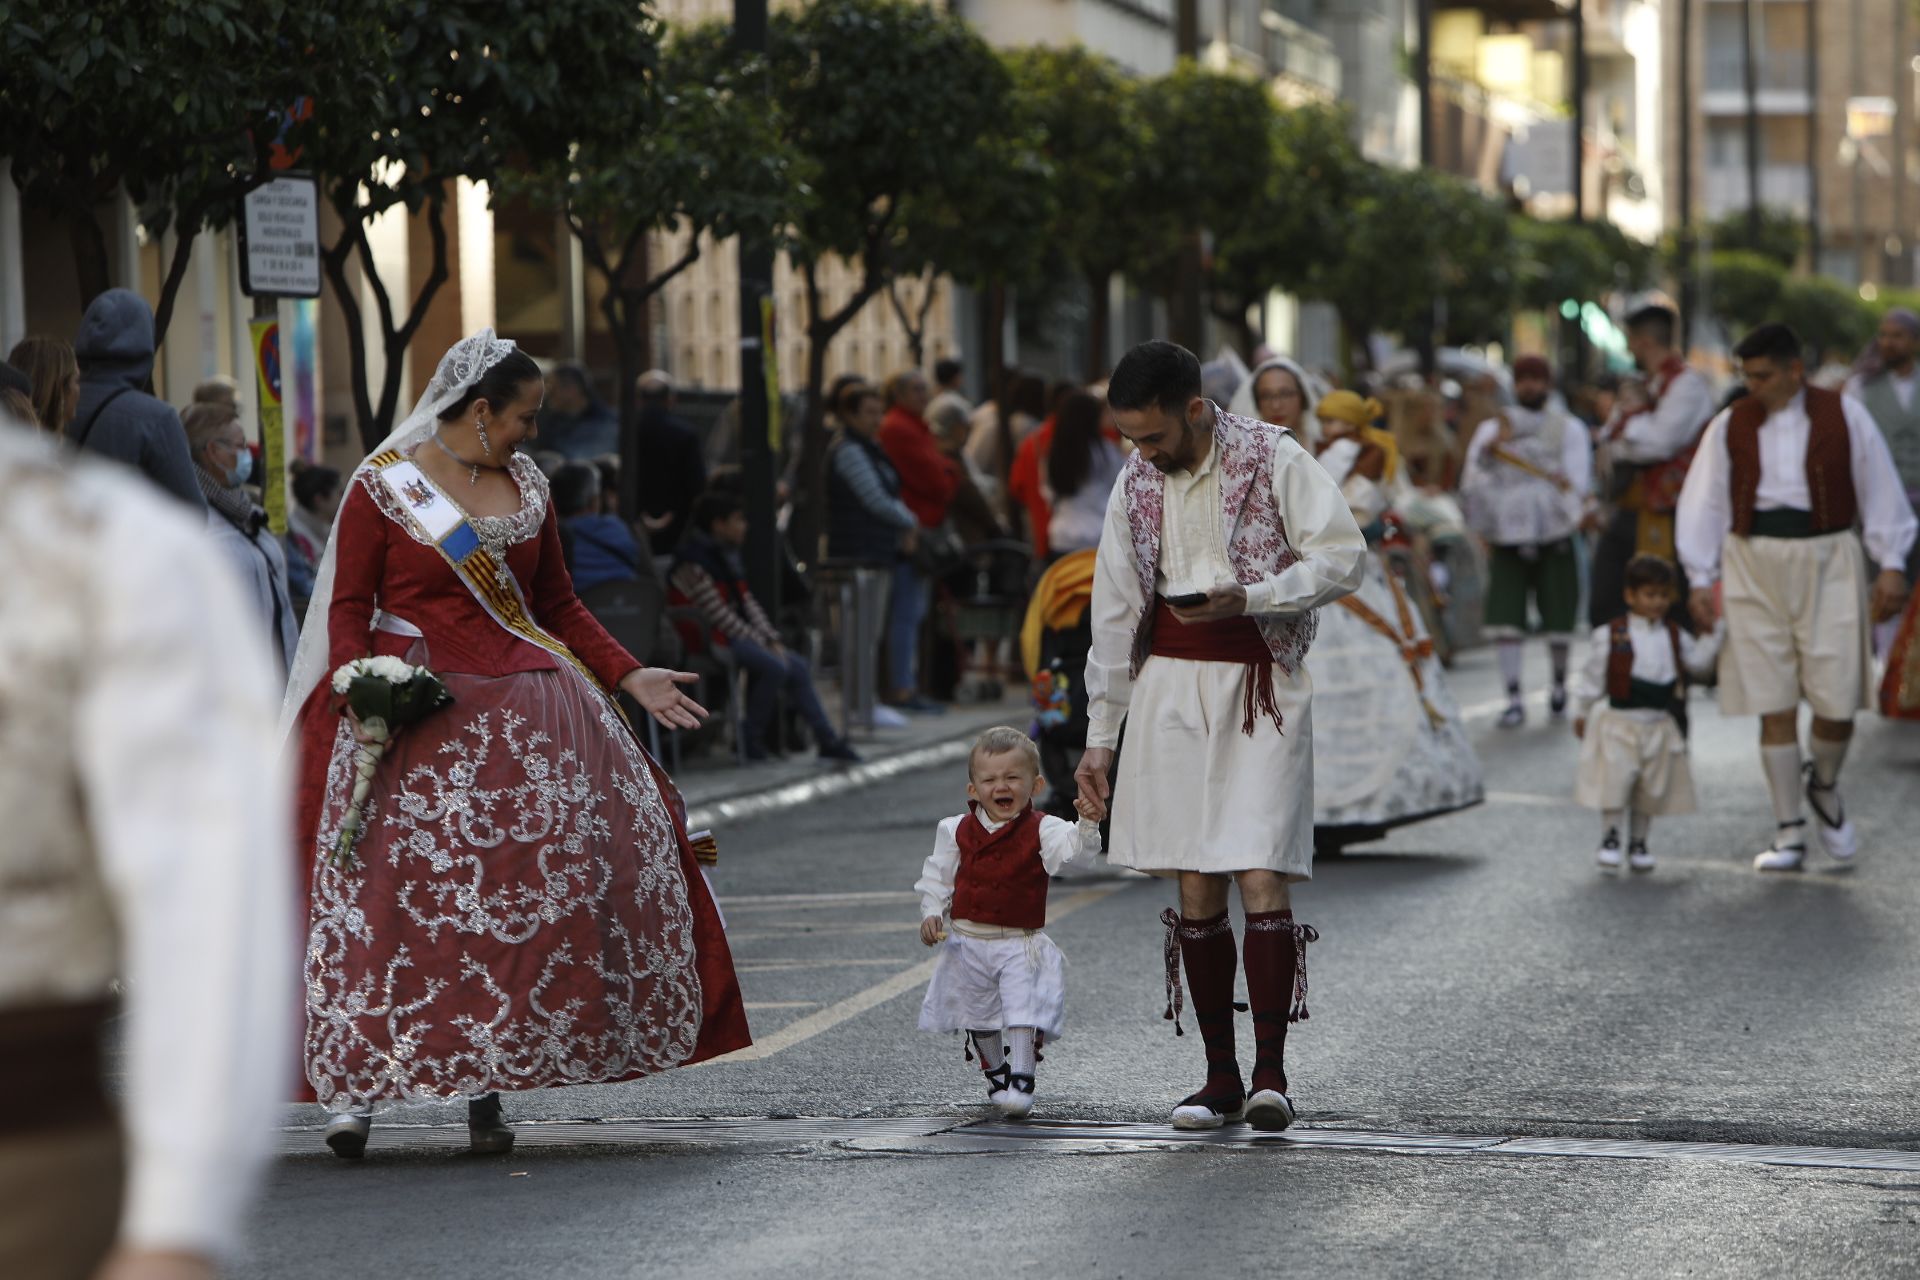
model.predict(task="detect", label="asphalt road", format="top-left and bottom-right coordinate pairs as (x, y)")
top-left (250, 647), bottom-right (1920, 1278)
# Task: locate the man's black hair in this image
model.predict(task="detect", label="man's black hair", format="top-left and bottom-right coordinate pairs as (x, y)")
top-left (1106, 340), bottom-right (1202, 415)
top-left (934, 357), bottom-right (963, 388)
top-left (1624, 304), bottom-right (1677, 347)
top-left (1624, 553), bottom-right (1677, 593)
top-left (1733, 322), bottom-right (1805, 365)
top-left (692, 489), bottom-right (745, 532)
top-left (551, 462), bottom-right (600, 518)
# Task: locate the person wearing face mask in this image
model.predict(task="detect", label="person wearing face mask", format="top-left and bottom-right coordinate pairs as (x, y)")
top-left (184, 401), bottom-right (300, 675)
top-left (1460, 354), bottom-right (1593, 728)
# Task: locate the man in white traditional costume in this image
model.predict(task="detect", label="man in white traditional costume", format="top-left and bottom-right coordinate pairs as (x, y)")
top-left (1593, 304), bottom-right (1717, 626)
top-left (1074, 341), bottom-right (1365, 1132)
top-left (0, 411), bottom-right (292, 1278)
top-left (1677, 323), bottom-right (1917, 872)
top-left (1460, 354), bottom-right (1592, 726)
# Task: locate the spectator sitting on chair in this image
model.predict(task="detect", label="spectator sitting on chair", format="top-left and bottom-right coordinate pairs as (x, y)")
top-left (673, 490), bottom-right (862, 763)
top-left (553, 461), bottom-right (643, 592)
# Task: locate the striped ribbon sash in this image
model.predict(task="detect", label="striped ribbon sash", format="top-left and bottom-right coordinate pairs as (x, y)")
top-left (368, 451), bottom-right (612, 699)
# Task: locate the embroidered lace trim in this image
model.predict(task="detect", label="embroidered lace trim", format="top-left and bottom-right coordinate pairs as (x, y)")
top-left (361, 451), bottom-right (550, 557)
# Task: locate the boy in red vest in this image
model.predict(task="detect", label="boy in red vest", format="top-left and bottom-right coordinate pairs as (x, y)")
top-left (1569, 555), bottom-right (1722, 872)
top-left (916, 727), bottom-right (1101, 1118)
top-left (1676, 323), bottom-right (1917, 872)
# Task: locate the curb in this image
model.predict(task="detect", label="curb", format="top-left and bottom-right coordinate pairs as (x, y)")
top-left (682, 724), bottom-right (988, 832)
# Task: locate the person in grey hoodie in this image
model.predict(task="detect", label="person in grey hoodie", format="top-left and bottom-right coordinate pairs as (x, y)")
top-left (71, 288), bottom-right (205, 511)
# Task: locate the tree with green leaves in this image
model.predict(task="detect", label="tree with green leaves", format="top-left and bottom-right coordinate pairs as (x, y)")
top-left (1311, 165), bottom-right (1510, 373)
top-left (505, 28), bottom-right (798, 437)
top-left (0, 0), bottom-right (384, 347)
top-left (307, 0), bottom-right (657, 448)
top-left (1006, 46), bottom-right (1156, 380)
top-left (1133, 63), bottom-right (1280, 352)
top-left (1208, 100), bottom-right (1366, 358)
top-left (1704, 249), bottom-right (1786, 337)
top-left (766, 0), bottom-right (1027, 546)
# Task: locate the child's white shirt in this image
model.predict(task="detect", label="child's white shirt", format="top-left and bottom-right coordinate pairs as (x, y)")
top-left (916, 810), bottom-right (1103, 922)
top-left (1570, 614), bottom-right (1725, 717)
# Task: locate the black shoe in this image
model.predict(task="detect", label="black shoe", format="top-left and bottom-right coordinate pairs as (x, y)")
top-left (468, 1092), bottom-right (514, 1155)
top-left (1549, 685), bottom-right (1568, 718)
top-left (818, 737), bottom-right (863, 763)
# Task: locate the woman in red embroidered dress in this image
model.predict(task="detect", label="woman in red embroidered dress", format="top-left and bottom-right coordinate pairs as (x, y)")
top-left (284, 332), bottom-right (748, 1157)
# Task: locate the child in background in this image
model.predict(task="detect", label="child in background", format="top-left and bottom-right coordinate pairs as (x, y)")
top-left (1570, 554), bottom-right (1723, 872)
top-left (916, 726), bottom-right (1102, 1118)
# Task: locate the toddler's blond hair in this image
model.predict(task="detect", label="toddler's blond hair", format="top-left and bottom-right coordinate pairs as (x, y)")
top-left (968, 726), bottom-right (1042, 780)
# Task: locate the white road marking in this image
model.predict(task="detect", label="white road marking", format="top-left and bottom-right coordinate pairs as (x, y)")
top-left (741, 1002), bottom-right (821, 1011)
top-left (694, 884), bottom-right (1131, 1066)
top-left (720, 891), bottom-right (922, 908)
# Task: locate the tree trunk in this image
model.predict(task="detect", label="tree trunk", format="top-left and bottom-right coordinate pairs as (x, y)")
top-left (68, 213), bottom-right (112, 312)
top-left (1084, 267), bottom-right (1111, 383)
top-left (151, 219), bottom-right (202, 355)
top-left (320, 213), bottom-right (380, 451)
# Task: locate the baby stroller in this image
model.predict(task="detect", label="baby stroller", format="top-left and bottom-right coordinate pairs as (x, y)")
top-left (1021, 550), bottom-right (1097, 819)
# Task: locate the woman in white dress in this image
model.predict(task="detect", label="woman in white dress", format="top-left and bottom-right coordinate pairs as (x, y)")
top-left (1236, 359), bottom-right (1485, 844)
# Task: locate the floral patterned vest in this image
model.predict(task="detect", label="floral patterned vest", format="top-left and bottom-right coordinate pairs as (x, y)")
top-left (1120, 406), bottom-right (1317, 677)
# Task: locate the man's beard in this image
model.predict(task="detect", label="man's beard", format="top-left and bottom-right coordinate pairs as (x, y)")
top-left (1517, 392), bottom-right (1549, 411)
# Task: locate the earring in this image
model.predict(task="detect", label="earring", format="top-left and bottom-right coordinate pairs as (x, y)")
top-left (475, 414), bottom-right (493, 459)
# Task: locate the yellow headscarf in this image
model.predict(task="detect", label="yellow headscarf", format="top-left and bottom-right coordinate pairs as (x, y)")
top-left (1315, 390), bottom-right (1383, 430)
top-left (1313, 391), bottom-right (1399, 484)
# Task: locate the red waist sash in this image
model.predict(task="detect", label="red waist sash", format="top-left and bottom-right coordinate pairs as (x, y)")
top-left (1146, 598), bottom-right (1284, 736)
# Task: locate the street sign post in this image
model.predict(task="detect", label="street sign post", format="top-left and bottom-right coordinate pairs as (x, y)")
top-left (238, 174), bottom-right (321, 298)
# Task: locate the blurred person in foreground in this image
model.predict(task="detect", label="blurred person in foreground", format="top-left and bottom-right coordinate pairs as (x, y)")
top-left (1075, 341), bottom-right (1364, 1133)
top-left (635, 370), bottom-right (707, 554)
top-left (70, 289), bottom-right (204, 511)
top-left (184, 402), bottom-right (300, 676)
top-left (9, 337), bottom-right (81, 435)
top-left (0, 400), bottom-right (292, 1279)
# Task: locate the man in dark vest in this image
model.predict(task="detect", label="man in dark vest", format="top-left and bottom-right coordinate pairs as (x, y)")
top-left (1676, 323), bottom-right (1917, 873)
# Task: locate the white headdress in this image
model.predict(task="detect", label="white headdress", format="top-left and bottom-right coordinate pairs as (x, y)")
top-left (279, 328), bottom-right (521, 735)
top-left (1228, 354), bottom-right (1329, 446)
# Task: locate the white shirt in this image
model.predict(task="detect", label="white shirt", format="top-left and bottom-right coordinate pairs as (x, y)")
top-left (1460, 407), bottom-right (1592, 545)
top-left (0, 431), bottom-right (293, 1260)
top-left (916, 810), bottom-right (1102, 921)
top-left (1569, 614), bottom-right (1723, 716)
top-left (1612, 364), bottom-right (1716, 464)
top-left (1675, 389), bottom-right (1920, 587)
top-left (1084, 425), bottom-right (1367, 751)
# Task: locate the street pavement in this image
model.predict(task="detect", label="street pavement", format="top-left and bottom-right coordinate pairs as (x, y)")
top-left (250, 647), bottom-right (1920, 1279)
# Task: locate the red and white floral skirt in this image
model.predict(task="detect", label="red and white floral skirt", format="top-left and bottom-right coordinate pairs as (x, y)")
top-left (299, 653), bottom-right (747, 1111)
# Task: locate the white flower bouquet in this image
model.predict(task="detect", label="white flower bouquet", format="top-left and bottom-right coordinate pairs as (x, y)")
top-left (330, 656), bottom-right (453, 866)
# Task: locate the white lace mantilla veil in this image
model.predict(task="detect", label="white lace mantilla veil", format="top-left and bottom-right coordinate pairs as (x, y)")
top-left (278, 328), bottom-right (521, 737)
top-left (1228, 354), bottom-right (1329, 447)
